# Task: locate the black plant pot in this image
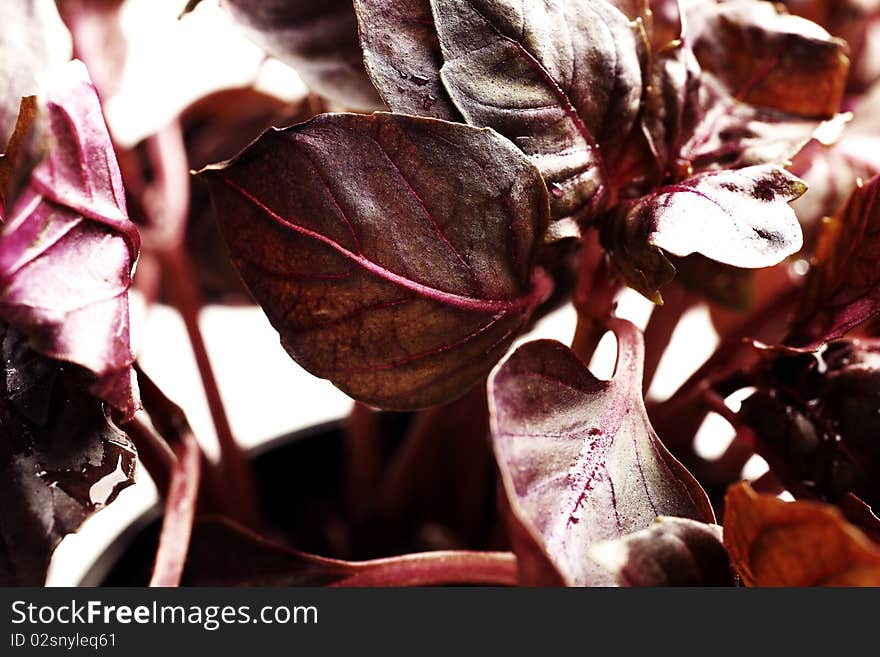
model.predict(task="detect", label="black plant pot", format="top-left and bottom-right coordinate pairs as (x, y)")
top-left (81, 419), bottom-right (351, 586)
top-left (80, 408), bottom-right (503, 586)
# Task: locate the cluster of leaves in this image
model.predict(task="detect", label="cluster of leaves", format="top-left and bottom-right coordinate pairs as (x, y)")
top-left (4, 0), bottom-right (880, 587)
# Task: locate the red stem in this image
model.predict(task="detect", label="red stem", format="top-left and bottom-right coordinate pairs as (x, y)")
top-left (161, 249), bottom-right (261, 528)
top-left (571, 229), bottom-right (621, 363)
top-left (122, 414), bottom-right (176, 494)
top-left (344, 402), bottom-right (383, 513)
top-left (150, 430), bottom-right (201, 587)
top-left (332, 551), bottom-right (518, 587)
top-left (641, 284), bottom-right (694, 395)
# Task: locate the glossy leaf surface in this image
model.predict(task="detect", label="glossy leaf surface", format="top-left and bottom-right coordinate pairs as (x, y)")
top-left (0, 323), bottom-right (135, 585)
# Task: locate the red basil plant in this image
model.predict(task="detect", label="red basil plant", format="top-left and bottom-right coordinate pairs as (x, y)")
top-left (4, 0), bottom-right (880, 588)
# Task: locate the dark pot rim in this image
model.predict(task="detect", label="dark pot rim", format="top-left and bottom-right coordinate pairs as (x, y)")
top-left (77, 418), bottom-right (344, 587)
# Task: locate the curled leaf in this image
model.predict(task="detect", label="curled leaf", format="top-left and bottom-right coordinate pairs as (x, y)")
top-left (688, 0), bottom-right (848, 118)
top-left (588, 517), bottom-right (733, 586)
top-left (605, 165), bottom-right (805, 301)
top-left (430, 0), bottom-right (643, 224)
top-left (203, 112), bottom-right (551, 410)
top-left (219, 0), bottom-right (381, 110)
top-left (354, 0), bottom-right (462, 121)
top-left (786, 175), bottom-right (880, 350)
top-left (0, 322), bottom-right (136, 585)
top-left (489, 319), bottom-right (713, 586)
top-left (0, 61), bottom-right (139, 417)
top-left (724, 482), bottom-right (880, 586)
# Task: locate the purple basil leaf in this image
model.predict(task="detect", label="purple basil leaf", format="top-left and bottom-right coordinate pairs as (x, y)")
top-left (588, 517), bottom-right (733, 586)
top-left (202, 112), bottom-right (551, 410)
top-left (489, 319), bottom-right (714, 586)
top-left (606, 165), bottom-right (805, 302)
top-left (640, 40), bottom-right (702, 179)
top-left (687, 0), bottom-right (848, 118)
top-left (0, 0), bottom-right (67, 146)
top-left (786, 175), bottom-right (880, 350)
top-left (429, 0), bottom-right (643, 229)
top-left (0, 322), bottom-right (136, 585)
top-left (354, 0), bottom-right (462, 121)
top-left (219, 0), bottom-right (382, 110)
top-left (680, 74), bottom-right (828, 174)
top-left (0, 60), bottom-right (140, 418)
top-left (780, 0), bottom-right (880, 93)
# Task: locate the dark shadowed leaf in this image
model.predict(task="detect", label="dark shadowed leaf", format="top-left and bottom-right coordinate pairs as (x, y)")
top-left (430, 0), bottom-right (643, 226)
top-left (0, 61), bottom-right (140, 418)
top-left (688, 0), bottom-right (848, 118)
top-left (605, 165), bottom-right (805, 301)
top-left (0, 0), bottom-right (68, 146)
top-left (588, 517), bottom-right (733, 586)
top-left (354, 0), bottom-right (462, 121)
top-left (202, 112), bottom-right (551, 410)
top-left (673, 255), bottom-right (753, 310)
top-left (724, 482), bottom-right (880, 586)
top-left (786, 175), bottom-right (880, 349)
top-left (219, 0), bottom-right (381, 110)
top-left (739, 341), bottom-right (880, 506)
top-left (489, 319), bottom-right (713, 585)
top-left (0, 322), bottom-right (136, 586)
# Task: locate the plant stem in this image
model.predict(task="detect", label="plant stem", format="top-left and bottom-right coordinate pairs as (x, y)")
top-left (377, 385), bottom-right (492, 542)
top-left (122, 414), bottom-right (176, 494)
top-left (641, 284), bottom-right (694, 395)
top-left (160, 248), bottom-right (261, 528)
top-left (150, 429), bottom-right (201, 587)
top-left (571, 229), bottom-right (621, 363)
top-left (344, 402), bottom-right (383, 513)
top-left (333, 551), bottom-right (518, 587)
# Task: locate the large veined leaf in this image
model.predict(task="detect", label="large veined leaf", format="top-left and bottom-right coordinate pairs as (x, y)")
top-left (203, 112), bottom-right (551, 410)
top-left (429, 0), bottom-right (643, 226)
top-left (219, 0), bottom-right (381, 110)
top-left (354, 0), bottom-right (462, 121)
top-left (489, 318), bottom-right (713, 585)
top-left (0, 322), bottom-right (136, 585)
top-left (604, 165), bottom-right (805, 301)
top-left (0, 60), bottom-right (139, 418)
